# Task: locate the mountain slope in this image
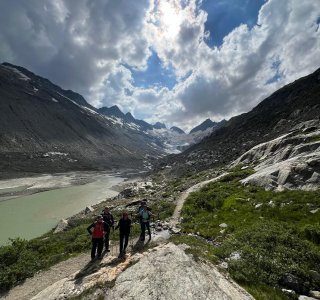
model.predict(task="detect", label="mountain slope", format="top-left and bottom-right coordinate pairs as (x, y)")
top-left (158, 68), bottom-right (320, 174)
top-left (0, 63), bottom-right (164, 177)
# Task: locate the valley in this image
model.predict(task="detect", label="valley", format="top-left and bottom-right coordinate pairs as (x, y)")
top-left (0, 63), bottom-right (319, 300)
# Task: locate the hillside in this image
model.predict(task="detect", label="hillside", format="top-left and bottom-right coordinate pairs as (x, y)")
top-left (157, 68), bottom-right (320, 175)
top-left (0, 63), bottom-right (165, 178)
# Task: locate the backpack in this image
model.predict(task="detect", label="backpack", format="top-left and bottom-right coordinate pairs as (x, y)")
top-left (103, 213), bottom-right (114, 227)
top-left (141, 209), bottom-right (150, 222)
top-left (92, 221), bottom-right (104, 238)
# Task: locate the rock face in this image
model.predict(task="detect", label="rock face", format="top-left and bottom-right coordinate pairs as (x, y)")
top-left (106, 243), bottom-right (253, 300)
top-left (234, 120), bottom-right (320, 190)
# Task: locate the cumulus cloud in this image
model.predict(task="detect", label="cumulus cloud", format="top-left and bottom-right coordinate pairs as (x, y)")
top-left (0, 0), bottom-right (319, 132)
top-left (149, 0), bottom-right (320, 130)
top-left (0, 0), bottom-right (151, 98)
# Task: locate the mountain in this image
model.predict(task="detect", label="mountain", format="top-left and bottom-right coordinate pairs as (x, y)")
top-left (170, 126), bottom-right (185, 134)
top-left (189, 118), bottom-right (217, 134)
top-left (153, 122), bottom-right (166, 129)
top-left (0, 62), bottom-right (165, 177)
top-left (98, 105), bottom-right (125, 119)
top-left (157, 67), bottom-right (320, 174)
top-left (97, 106), bottom-right (221, 153)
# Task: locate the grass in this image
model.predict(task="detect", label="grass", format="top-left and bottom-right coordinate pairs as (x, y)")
top-left (169, 235), bottom-right (219, 264)
top-left (175, 167), bottom-right (320, 298)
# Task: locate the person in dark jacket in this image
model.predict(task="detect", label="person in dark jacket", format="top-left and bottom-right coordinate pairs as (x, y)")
top-left (102, 207), bottom-right (114, 252)
top-left (87, 215), bottom-right (108, 260)
top-left (115, 212), bottom-right (131, 257)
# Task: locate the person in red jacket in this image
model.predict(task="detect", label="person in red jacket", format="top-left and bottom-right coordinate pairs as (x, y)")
top-left (87, 215), bottom-right (108, 260)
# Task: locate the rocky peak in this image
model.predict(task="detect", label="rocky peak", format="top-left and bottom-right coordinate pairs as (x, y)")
top-left (189, 118), bottom-right (217, 134)
top-left (98, 105), bottom-right (125, 119)
top-left (170, 126), bottom-right (185, 134)
top-left (124, 112), bottom-right (136, 123)
top-left (153, 122), bottom-right (166, 129)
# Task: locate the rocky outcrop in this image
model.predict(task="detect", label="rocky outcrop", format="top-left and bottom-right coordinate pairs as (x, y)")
top-left (106, 243), bottom-right (253, 300)
top-left (234, 120), bottom-right (320, 191)
top-left (30, 243), bottom-right (253, 300)
top-left (53, 219), bottom-right (69, 234)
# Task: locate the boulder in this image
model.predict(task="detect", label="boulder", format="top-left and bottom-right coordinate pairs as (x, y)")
top-left (280, 273), bottom-right (309, 295)
top-left (309, 291), bottom-right (320, 299)
top-left (106, 243), bottom-right (254, 300)
top-left (84, 206), bottom-right (94, 214)
top-left (219, 223), bottom-right (228, 228)
top-left (310, 270), bottom-right (320, 282)
top-left (54, 219), bottom-right (69, 234)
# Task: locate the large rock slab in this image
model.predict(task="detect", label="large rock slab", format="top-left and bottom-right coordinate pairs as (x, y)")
top-left (105, 243), bottom-right (253, 300)
top-left (233, 120), bottom-right (320, 191)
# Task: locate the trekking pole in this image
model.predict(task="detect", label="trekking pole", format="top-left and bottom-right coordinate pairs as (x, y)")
top-left (130, 212), bottom-right (133, 251)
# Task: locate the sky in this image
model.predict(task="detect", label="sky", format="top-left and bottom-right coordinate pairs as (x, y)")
top-left (0, 0), bottom-right (319, 131)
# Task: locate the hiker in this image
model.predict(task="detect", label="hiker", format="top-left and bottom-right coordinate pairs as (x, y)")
top-left (115, 212), bottom-right (131, 257)
top-left (87, 215), bottom-right (108, 260)
top-left (139, 202), bottom-right (152, 241)
top-left (102, 207), bottom-right (114, 252)
top-left (138, 199), bottom-right (151, 239)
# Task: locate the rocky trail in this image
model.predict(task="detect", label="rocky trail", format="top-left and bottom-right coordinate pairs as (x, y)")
top-left (2, 173), bottom-right (254, 300)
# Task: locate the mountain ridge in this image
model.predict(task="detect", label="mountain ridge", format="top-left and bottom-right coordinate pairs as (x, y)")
top-left (157, 67), bottom-right (320, 174)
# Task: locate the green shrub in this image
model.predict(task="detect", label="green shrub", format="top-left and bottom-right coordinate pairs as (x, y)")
top-left (301, 224), bottom-right (320, 244)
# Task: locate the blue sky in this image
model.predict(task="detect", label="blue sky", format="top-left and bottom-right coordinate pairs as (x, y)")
top-left (202, 0), bottom-right (266, 47)
top-left (130, 0), bottom-right (266, 91)
top-left (0, 0), bottom-right (319, 130)
top-left (129, 50), bottom-right (177, 89)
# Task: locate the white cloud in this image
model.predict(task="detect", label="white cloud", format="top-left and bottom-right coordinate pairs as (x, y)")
top-left (145, 0), bottom-right (320, 131)
top-left (0, 0), bottom-right (319, 132)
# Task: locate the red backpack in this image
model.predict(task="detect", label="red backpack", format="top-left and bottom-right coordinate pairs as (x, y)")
top-left (92, 221), bottom-right (104, 238)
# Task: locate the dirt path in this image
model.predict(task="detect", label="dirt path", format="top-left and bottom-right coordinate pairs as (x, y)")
top-left (170, 173), bottom-right (228, 227)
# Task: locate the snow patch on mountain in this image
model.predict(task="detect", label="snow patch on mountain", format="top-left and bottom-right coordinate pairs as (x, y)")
top-left (3, 65), bottom-right (31, 81)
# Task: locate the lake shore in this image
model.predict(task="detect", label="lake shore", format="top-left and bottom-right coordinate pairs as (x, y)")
top-left (0, 168), bottom-right (145, 202)
top-left (0, 171), bottom-right (136, 245)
